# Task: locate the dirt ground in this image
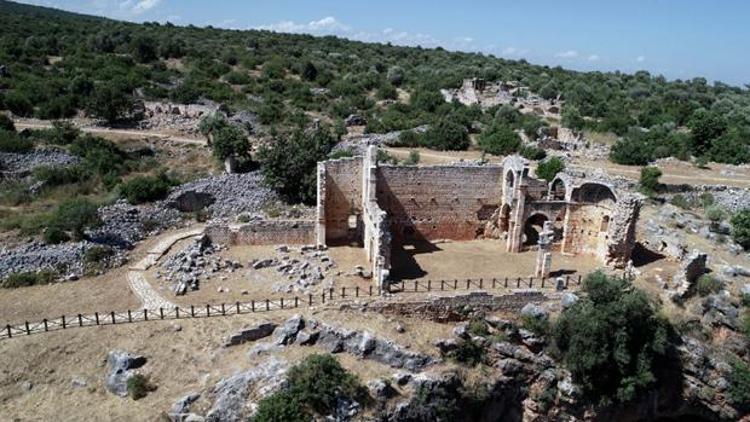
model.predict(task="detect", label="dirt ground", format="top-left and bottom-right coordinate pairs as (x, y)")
top-left (0, 308), bottom-right (451, 421)
top-left (148, 243), bottom-right (373, 307)
top-left (390, 238), bottom-right (601, 281)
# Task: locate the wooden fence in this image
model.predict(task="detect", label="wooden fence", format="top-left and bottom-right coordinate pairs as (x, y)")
top-left (1, 274), bottom-right (582, 341)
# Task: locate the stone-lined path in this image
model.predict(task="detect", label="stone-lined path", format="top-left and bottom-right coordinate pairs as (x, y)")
top-left (126, 227), bottom-right (205, 310)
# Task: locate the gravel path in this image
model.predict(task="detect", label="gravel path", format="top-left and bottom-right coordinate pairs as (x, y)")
top-left (126, 227), bottom-right (204, 310)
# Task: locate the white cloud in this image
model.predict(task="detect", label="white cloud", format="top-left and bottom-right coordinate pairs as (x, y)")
top-left (636, 55), bottom-right (646, 62)
top-left (116, 0), bottom-right (162, 15)
top-left (554, 50), bottom-right (579, 59)
top-left (256, 16), bottom-right (351, 35)
top-left (587, 54), bottom-right (600, 62)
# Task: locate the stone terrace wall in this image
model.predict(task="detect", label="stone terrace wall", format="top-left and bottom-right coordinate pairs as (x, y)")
top-left (376, 165), bottom-right (503, 241)
top-left (320, 157), bottom-right (363, 244)
top-left (205, 220), bottom-right (316, 246)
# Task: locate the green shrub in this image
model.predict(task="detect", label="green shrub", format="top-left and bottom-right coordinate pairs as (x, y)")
top-left (48, 198), bottom-right (101, 241)
top-left (258, 127), bottom-right (336, 204)
top-left (728, 359), bottom-right (750, 406)
top-left (446, 338), bottom-right (486, 367)
top-left (403, 150), bottom-right (420, 165)
top-left (552, 271), bottom-right (669, 405)
top-left (421, 120), bottom-right (469, 151)
top-left (699, 193), bottom-right (715, 208)
top-left (84, 245), bottom-right (115, 276)
top-left (254, 354), bottom-right (367, 421)
top-left (705, 206), bottom-right (725, 222)
top-left (210, 124), bottom-right (250, 161)
top-left (126, 374), bottom-right (156, 400)
top-left (43, 224), bottom-right (71, 244)
top-left (467, 318), bottom-right (489, 337)
top-left (0, 114), bottom-right (15, 132)
top-left (396, 130), bottom-right (421, 147)
top-left (2, 270), bottom-right (58, 288)
top-left (519, 145), bottom-right (546, 160)
top-left (119, 173), bottom-right (177, 204)
top-left (376, 149), bottom-right (398, 165)
top-left (695, 275), bottom-right (722, 297)
top-left (639, 166), bottom-right (663, 196)
top-left (669, 194), bottom-right (692, 210)
top-left (86, 80), bottom-right (137, 123)
top-left (731, 209), bottom-right (750, 250)
top-left (478, 122), bottom-right (520, 155)
top-left (33, 165), bottom-right (83, 187)
top-left (328, 148), bottom-right (355, 160)
top-left (0, 130), bottom-right (33, 153)
top-left (376, 83), bottom-right (398, 100)
top-left (521, 314), bottom-right (550, 336)
top-left (536, 157), bottom-right (565, 182)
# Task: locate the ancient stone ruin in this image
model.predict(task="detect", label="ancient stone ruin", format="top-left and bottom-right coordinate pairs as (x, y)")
top-left (316, 147), bottom-right (642, 291)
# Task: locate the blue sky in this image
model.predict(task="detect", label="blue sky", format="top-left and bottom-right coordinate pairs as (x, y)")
top-left (17, 0), bottom-right (750, 86)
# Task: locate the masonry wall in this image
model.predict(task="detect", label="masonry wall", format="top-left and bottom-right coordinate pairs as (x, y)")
top-left (322, 157), bottom-right (363, 244)
top-left (376, 165), bottom-right (503, 241)
top-left (205, 220), bottom-right (317, 246)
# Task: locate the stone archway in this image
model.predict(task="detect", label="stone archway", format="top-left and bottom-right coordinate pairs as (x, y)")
top-left (523, 213), bottom-right (549, 247)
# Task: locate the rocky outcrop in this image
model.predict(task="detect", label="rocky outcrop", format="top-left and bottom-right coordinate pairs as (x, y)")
top-left (105, 350), bottom-right (147, 397)
top-left (225, 323), bottom-right (278, 347)
top-left (672, 250), bottom-right (708, 300)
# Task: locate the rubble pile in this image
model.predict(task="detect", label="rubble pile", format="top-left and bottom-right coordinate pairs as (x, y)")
top-left (159, 235), bottom-right (240, 295)
top-left (256, 244), bottom-right (337, 294)
top-left (0, 147), bottom-right (80, 178)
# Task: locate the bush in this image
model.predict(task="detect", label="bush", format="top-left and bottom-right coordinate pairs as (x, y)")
top-left (33, 165), bottom-right (83, 187)
top-left (43, 225), bottom-right (71, 244)
top-left (1, 270), bottom-right (57, 288)
top-left (258, 127), bottom-right (336, 204)
top-left (728, 359), bottom-right (750, 406)
top-left (396, 130), bottom-right (421, 147)
top-left (695, 275), bottom-right (722, 297)
top-left (561, 105), bottom-right (585, 131)
top-left (731, 209), bottom-right (750, 250)
top-left (328, 148), bottom-right (355, 160)
top-left (84, 245), bottom-right (115, 276)
top-left (0, 114), bottom-right (15, 132)
top-left (403, 150), bottom-right (420, 165)
top-left (376, 83), bottom-right (398, 100)
top-left (422, 120), bottom-right (469, 151)
top-left (519, 145), bottom-right (546, 160)
top-left (639, 166), bottom-right (663, 195)
top-left (0, 130), bottom-right (33, 153)
top-left (553, 271), bottom-right (669, 404)
top-left (386, 66), bottom-right (404, 86)
top-left (210, 124), bottom-right (250, 161)
top-left (87, 80), bottom-right (136, 123)
top-left (198, 112), bottom-right (228, 140)
top-left (119, 173), bottom-right (177, 204)
top-left (48, 198), bottom-right (101, 241)
top-left (670, 194), bottom-right (692, 210)
top-left (126, 374), bottom-right (156, 400)
top-left (536, 157), bottom-right (565, 182)
top-left (477, 122), bottom-right (520, 155)
top-left (254, 354), bottom-right (367, 421)
top-left (446, 338), bottom-right (486, 367)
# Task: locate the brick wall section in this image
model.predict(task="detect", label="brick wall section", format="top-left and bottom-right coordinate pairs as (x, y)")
top-left (321, 157), bottom-right (363, 243)
top-left (376, 165), bottom-right (503, 241)
top-left (205, 220), bottom-right (317, 246)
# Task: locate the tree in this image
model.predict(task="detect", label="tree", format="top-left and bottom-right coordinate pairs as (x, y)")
top-left (553, 271), bottom-right (669, 404)
top-left (688, 108), bottom-right (727, 156)
top-left (48, 198), bottom-right (101, 241)
top-left (536, 157), bottom-right (564, 182)
top-left (87, 80), bottom-right (136, 123)
top-left (731, 209), bottom-right (750, 250)
top-left (120, 173), bottom-right (177, 204)
top-left (387, 66), bottom-right (405, 86)
top-left (210, 124), bottom-right (250, 161)
top-left (198, 113), bottom-right (228, 142)
top-left (258, 126), bottom-right (336, 204)
top-left (477, 122), bottom-right (520, 155)
top-left (639, 166), bottom-right (662, 195)
top-left (0, 114), bottom-right (15, 132)
top-left (130, 35), bottom-right (158, 63)
top-left (301, 61), bottom-right (318, 82)
top-left (422, 120), bottom-right (469, 151)
top-left (561, 105), bottom-right (585, 131)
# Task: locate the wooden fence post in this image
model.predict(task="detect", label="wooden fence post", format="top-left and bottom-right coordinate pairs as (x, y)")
top-left (43, 319), bottom-right (48, 331)
top-left (144, 309), bottom-right (148, 321)
top-left (25, 322), bottom-right (30, 335)
top-left (504, 277), bottom-right (508, 288)
top-left (190, 305), bottom-right (195, 318)
top-left (176, 307), bottom-right (180, 318)
top-left (309, 294), bottom-right (313, 306)
top-left (236, 302), bottom-right (240, 314)
top-left (265, 299), bottom-right (270, 311)
top-left (95, 312), bottom-right (99, 325)
top-left (221, 303), bottom-right (226, 315)
top-left (251, 300), bottom-right (255, 312)
top-left (62, 315), bottom-right (67, 329)
top-left (110, 312), bottom-right (115, 324)
top-left (294, 297), bottom-right (299, 308)
top-left (78, 314), bottom-right (83, 327)
top-left (479, 278), bottom-right (483, 289)
top-left (281, 298), bottom-right (284, 309)
top-left (206, 304), bottom-right (210, 317)
top-left (159, 308), bottom-right (164, 320)
top-left (128, 310), bottom-right (132, 323)
top-left (428, 280), bottom-right (432, 291)
top-left (6, 325), bottom-right (10, 338)
top-left (355, 286), bottom-right (359, 297)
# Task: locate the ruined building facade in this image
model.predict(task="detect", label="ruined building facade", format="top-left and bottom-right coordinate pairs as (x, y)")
top-left (316, 147), bottom-right (641, 290)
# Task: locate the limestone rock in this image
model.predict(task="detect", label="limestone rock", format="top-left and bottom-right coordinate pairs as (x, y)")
top-left (105, 350), bottom-right (147, 397)
top-left (224, 323), bottom-right (278, 347)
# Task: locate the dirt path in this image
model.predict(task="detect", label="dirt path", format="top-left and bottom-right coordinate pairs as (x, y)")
top-left (15, 121), bottom-right (207, 146)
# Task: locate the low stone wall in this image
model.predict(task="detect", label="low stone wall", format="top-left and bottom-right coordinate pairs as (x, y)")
top-left (347, 291), bottom-right (549, 322)
top-left (205, 220), bottom-right (316, 246)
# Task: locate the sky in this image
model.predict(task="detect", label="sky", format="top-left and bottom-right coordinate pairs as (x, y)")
top-left (16, 0), bottom-right (750, 86)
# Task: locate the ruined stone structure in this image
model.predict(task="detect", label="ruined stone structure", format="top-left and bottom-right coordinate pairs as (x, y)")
top-left (316, 147), bottom-right (641, 291)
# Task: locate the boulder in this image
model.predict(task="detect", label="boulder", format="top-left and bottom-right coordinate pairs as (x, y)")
top-left (105, 350), bottom-right (147, 397)
top-left (169, 392), bottom-right (201, 420)
top-left (344, 114), bottom-right (367, 127)
top-left (273, 314), bottom-right (304, 345)
top-left (521, 303), bottom-right (548, 320)
top-left (224, 323), bottom-right (278, 347)
top-left (561, 293), bottom-right (579, 309)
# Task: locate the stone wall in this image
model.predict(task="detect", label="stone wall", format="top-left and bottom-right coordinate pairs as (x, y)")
top-left (205, 220), bottom-right (316, 246)
top-left (376, 165), bottom-right (503, 241)
top-left (362, 147), bottom-right (392, 289)
top-left (319, 157), bottom-right (364, 244)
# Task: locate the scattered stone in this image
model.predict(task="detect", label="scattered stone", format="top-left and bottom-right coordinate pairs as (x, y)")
top-left (561, 293), bottom-right (579, 309)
